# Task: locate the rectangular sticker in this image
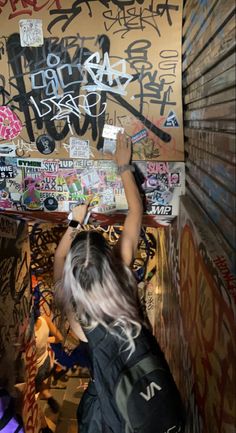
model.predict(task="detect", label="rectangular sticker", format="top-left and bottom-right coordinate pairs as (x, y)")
top-left (19, 19), bottom-right (44, 47)
top-left (17, 158), bottom-right (43, 168)
top-left (0, 144), bottom-right (16, 157)
top-left (131, 129), bottom-right (148, 144)
top-left (69, 137), bottom-right (90, 159)
top-left (102, 124), bottom-right (124, 140)
top-left (103, 138), bottom-right (116, 155)
top-left (0, 165), bottom-right (15, 178)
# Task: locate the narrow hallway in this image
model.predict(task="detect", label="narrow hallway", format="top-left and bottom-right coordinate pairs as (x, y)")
top-left (39, 368), bottom-right (90, 433)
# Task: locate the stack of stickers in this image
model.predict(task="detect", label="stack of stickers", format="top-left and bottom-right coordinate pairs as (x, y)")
top-left (0, 124), bottom-right (185, 222)
top-left (0, 156), bottom-right (184, 220)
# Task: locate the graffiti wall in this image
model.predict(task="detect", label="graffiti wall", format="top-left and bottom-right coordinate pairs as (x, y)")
top-left (0, 1), bottom-right (184, 219)
top-left (28, 219), bottom-right (164, 325)
top-left (0, 0), bottom-right (184, 160)
top-left (0, 213), bottom-right (41, 433)
top-left (165, 197), bottom-right (236, 433)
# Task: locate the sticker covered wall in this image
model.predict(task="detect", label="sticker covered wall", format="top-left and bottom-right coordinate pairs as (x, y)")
top-left (0, 157), bottom-right (185, 218)
top-left (0, 1), bottom-right (184, 161)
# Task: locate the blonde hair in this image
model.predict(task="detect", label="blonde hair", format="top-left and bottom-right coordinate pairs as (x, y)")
top-left (61, 231), bottom-right (142, 356)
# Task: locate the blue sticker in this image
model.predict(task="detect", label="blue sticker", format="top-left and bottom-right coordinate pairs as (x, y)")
top-left (131, 129), bottom-right (148, 144)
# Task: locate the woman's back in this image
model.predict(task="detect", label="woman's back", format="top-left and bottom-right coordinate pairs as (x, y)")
top-left (78, 324), bottom-right (185, 433)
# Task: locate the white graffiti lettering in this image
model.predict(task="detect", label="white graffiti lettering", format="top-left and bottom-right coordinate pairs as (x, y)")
top-left (82, 52), bottom-right (132, 95)
top-left (30, 52), bottom-right (132, 97)
top-left (30, 91), bottom-right (106, 123)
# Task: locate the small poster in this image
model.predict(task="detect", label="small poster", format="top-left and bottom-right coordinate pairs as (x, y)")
top-left (19, 19), bottom-right (43, 47)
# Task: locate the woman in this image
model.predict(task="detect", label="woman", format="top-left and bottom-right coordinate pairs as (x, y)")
top-left (34, 312), bottom-right (63, 414)
top-left (54, 132), bottom-right (185, 433)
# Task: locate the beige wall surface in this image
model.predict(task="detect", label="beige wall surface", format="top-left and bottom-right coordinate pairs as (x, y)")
top-left (0, 0), bottom-right (184, 160)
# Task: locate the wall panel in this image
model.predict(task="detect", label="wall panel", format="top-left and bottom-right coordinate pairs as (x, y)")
top-left (183, 0), bottom-right (236, 261)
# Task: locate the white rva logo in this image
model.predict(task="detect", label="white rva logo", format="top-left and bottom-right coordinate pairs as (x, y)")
top-left (140, 382), bottom-right (162, 401)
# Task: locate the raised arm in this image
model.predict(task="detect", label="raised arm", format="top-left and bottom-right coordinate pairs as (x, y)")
top-left (53, 205), bottom-right (89, 343)
top-left (53, 204), bottom-right (88, 285)
top-left (114, 132), bottom-right (143, 267)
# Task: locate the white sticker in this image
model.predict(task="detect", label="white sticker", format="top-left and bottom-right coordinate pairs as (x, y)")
top-left (103, 138), bottom-right (116, 155)
top-left (69, 137), bottom-right (90, 159)
top-left (19, 19), bottom-right (44, 47)
top-left (0, 144), bottom-right (16, 157)
top-left (82, 169), bottom-right (100, 188)
top-left (102, 124), bottom-right (124, 140)
top-left (101, 188), bottom-right (115, 204)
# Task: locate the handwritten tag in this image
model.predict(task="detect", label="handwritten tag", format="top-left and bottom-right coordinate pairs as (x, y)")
top-left (102, 124), bottom-right (124, 140)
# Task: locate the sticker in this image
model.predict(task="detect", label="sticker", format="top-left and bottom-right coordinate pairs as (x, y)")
top-left (147, 205), bottom-right (173, 215)
top-left (92, 203), bottom-right (116, 214)
top-left (59, 160), bottom-right (74, 169)
top-left (0, 144), bottom-right (16, 157)
top-left (131, 129), bottom-right (148, 144)
top-left (0, 165), bottom-right (14, 178)
top-left (169, 172), bottom-right (181, 186)
top-left (22, 188), bottom-right (42, 210)
top-left (69, 137), bottom-right (90, 159)
top-left (82, 169), bottom-right (100, 188)
top-left (17, 159), bottom-right (43, 168)
top-left (101, 188), bottom-right (115, 205)
top-left (102, 124), bottom-right (124, 140)
top-left (0, 106), bottom-right (23, 140)
top-left (19, 19), bottom-right (43, 47)
top-left (64, 172), bottom-right (82, 193)
top-left (42, 160), bottom-right (59, 172)
top-left (103, 138), bottom-right (116, 155)
top-left (44, 197), bottom-right (58, 211)
top-left (36, 135), bottom-right (55, 155)
top-left (147, 162), bottom-right (169, 175)
top-left (163, 111), bottom-right (179, 128)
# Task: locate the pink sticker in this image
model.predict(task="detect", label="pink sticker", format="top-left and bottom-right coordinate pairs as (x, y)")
top-left (0, 106), bottom-right (23, 140)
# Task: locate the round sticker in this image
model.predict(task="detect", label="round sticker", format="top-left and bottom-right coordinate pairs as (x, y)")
top-left (44, 197), bottom-right (58, 211)
top-left (36, 134), bottom-right (55, 155)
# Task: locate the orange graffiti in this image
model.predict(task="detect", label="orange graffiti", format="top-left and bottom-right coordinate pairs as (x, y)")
top-left (180, 225), bottom-right (236, 433)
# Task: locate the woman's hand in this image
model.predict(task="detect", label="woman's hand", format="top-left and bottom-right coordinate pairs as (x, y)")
top-left (72, 203), bottom-right (89, 223)
top-left (114, 132), bottom-right (132, 167)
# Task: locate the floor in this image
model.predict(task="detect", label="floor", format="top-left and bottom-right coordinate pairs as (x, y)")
top-left (39, 368), bottom-right (90, 433)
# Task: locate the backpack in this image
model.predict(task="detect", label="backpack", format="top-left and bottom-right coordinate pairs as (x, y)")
top-left (114, 353), bottom-right (185, 433)
top-left (86, 325), bottom-right (185, 433)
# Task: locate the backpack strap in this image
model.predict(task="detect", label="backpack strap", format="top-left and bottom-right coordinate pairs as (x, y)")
top-left (84, 325), bottom-right (108, 349)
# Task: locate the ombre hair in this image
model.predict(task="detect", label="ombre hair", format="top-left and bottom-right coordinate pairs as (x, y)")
top-left (61, 230), bottom-right (143, 356)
